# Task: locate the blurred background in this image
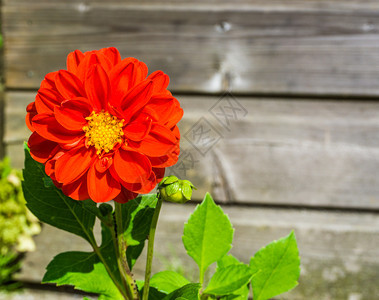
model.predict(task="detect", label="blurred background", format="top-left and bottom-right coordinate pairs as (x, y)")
top-left (1, 0), bottom-right (379, 299)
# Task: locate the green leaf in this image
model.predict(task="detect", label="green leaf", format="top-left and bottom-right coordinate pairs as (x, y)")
top-left (137, 280), bottom-right (167, 299)
top-left (147, 288), bottom-right (167, 300)
top-left (182, 193), bottom-right (234, 282)
top-left (150, 271), bottom-right (190, 294)
top-left (204, 264), bottom-right (254, 296)
top-left (43, 224), bottom-right (122, 300)
top-left (249, 231), bottom-right (300, 300)
top-left (166, 182), bottom-right (180, 196)
top-left (99, 223), bottom-right (120, 279)
top-left (121, 194), bottom-right (157, 269)
top-left (216, 255), bottom-right (250, 299)
top-left (181, 183), bottom-right (193, 201)
top-left (217, 254), bottom-right (241, 270)
top-left (22, 145), bottom-right (96, 243)
top-left (122, 194), bottom-right (157, 245)
top-left (162, 283), bottom-right (201, 300)
top-left (163, 175), bottom-right (179, 185)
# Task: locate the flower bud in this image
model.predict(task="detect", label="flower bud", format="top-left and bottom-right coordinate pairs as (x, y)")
top-left (158, 175), bottom-right (196, 204)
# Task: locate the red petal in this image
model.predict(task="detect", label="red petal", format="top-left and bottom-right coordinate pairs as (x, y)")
top-left (54, 98), bottom-right (91, 131)
top-left (137, 60), bottom-right (148, 83)
top-left (123, 116), bottom-right (152, 141)
top-left (32, 113), bottom-right (82, 144)
top-left (95, 156), bottom-right (113, 173)
top-left (28, 132), bottom-right (59, 163)
top-left (55, 146), bottom-right (96, 184)
top-left (85, 64), bottom-right (110, 111)
top-left (147, 144), bottom-right (179, 168)
top-left (153, 167), bottom-right (165, 183)
top-left (95, 52), bottom-right (113, 72)
top-left (62, 174), bottom-right (90, 201)
top-left (148, 155), bottom-right (178, 168)
top-left (77, 53), bottom-right (100, 81)
top-left (55, 70), bottom-right (86, 99)
top-left (45, 159), bottom-right (56, 179)
top-left (133, 171), bottom-right (156, 193)
top-left (26, 102), bottom-right (37, 131)
top-left (148, 156), bottom-right (170, 168)
top-left (119, 80), bottom-right (154, 123)
top-left (40, 71), bottom-right (58, 90)
top-left (67, 50), bottom-right (85, 75)
top-left (100, 47), bottom-right (121, 67)
top-left (110, 166), bottom-right (156, 194)
top-left (144, 95), bottom-right (183, 127)
top-left (87, 166), bottom-right (121, 203)
top-left (35, 88), bottom-right (64, 114)
top-left (124, 172), bottom-right (156, 194)
top-left (114, 186), bottom-right (138, 204)
top-left (109, 58), bottom-right (148, 106)
top-left (171, 125), bottom-right (180, 140)
top-left (114, 149), bottom-right (152, 184)
top-left (132, 124), bottom-right (177, 157)
top-left (109, 59), bottom-right (135, 106)
top-left (147, 70), bottom-right (170, 94)
top-left (45, 150), bottom-right (65, 181)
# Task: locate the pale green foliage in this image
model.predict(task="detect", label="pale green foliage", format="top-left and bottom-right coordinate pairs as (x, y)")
top-left (216, 254), bottom-right (241, 269)
top-left (214, 255), bottom-right (251, 299)
top-left (204, 264), bottom-right (254, 296)
top-left (150, 271), bottom-right (190, 294)
top-left (0, 252), bottom-right (22, 291)
top-left (155, 194), bottom-right (300, 300)
top-left (250, 231), bottom-right (300, 300)
top-left (182, 193), bottom-right (234, 283)
top-left (162, 283), bottom-right (201, 300)
top-left (0, 157), bottom-right (40, 255)
top-left (0, 156), bottom-right (41, 289)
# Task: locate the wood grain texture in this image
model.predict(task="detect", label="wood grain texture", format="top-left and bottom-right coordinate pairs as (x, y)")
top-left (4, 0), bottom-right (379, 95)
top-left (18, 203), bottom-right (379, 299)
top-left (6, 92), bottom-right (379, 209)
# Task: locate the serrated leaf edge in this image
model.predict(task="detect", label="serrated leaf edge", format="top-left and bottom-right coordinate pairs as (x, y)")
top-left (251, 231), bottom-right (300, 300)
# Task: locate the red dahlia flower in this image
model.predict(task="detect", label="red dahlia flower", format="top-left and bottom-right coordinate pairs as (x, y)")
top-left (26, 47), bottom-right (183, 203)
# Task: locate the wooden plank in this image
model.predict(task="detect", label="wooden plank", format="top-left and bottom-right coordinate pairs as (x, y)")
top-left (17, 203), bottom-right (379, 299)
top-left (4, 1), bottom-right (379, 95)
top-left (5, 92), bottom-right (379, 209)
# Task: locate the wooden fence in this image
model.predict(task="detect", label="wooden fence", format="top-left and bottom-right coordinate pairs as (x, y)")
top-left (2, 0), bottom-right (379, 299)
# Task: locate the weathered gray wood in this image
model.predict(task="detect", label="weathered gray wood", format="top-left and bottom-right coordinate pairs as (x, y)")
top-left (17, 203), bottom-right (379, 299)
top-left (4, 0), bottom-right (379, 95)
top-left (6, 91), bottom-right (379, 209)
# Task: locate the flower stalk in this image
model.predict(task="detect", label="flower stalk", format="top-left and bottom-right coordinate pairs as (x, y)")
top-left (115, 202), bottom-right (139, 300)
top-left (142, 194), bottom-right (163, 300)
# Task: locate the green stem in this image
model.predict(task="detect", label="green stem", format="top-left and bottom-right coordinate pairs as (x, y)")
top-left (115, 202), bottom-right (140, 300)
top-left (90, 240), bottom-right (128, 299)
top-left (199, 268), bottom-right (205, 287)
top-left (57, 192), bottom-right (127, 298)
top-left (142, 195), bottom-right (163, 300)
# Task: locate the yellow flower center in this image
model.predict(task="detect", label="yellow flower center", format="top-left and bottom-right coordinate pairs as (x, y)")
top-left (83, 111), bottom-right (124, 156)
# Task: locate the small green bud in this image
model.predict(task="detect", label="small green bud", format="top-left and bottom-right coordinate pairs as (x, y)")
top-left (99, 203), bottom-right (113, 217)
top-left (158, 176), bottom-right (196, 203)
